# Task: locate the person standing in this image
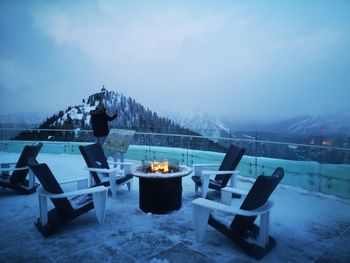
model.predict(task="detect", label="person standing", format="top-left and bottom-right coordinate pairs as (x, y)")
top-left (90, 105), bottom-right (117, 146)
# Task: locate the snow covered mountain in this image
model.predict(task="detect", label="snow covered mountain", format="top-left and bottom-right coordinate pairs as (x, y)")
top-left (165, 110), bottom-right (231, 139)
top-left (36, 89), bottom-right (185, 133)
top-left (222, 114), bottom-right (350, 136)
top-left (283, 114), bottom-right (350, 136)
top-left (162, 110), bottom-right (350, 139)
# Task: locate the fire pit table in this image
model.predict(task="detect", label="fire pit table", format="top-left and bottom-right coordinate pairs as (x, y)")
top-left (132, 163), bottom-right (192, 214)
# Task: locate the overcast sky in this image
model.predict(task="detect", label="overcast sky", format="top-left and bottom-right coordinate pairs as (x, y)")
top-left (1, 0), bottom-right (349, 121)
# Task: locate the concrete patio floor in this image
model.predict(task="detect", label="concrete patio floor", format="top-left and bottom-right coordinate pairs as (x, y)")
top-left (0, 153), bottom-right (350, 262)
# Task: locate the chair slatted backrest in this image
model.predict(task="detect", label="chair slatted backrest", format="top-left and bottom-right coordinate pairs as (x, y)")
top-left (29, 161), bottom-right (74, 215)
top-left (79, 143), bottom-right (109, 185)
top-left (216, 145), bottom-right (245, 187)
top-left (10, 143), bottom-right (43, 184)
top-left (230, 167), bottom-right (284, 234)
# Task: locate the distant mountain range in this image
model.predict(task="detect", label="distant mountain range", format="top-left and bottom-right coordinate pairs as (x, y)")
top-left (280, 114), bottom-right (350, 136)
top-left (165, 111), bottom-right (350, 138)
top-left (222, 114), bottom-right (350, 137)
top-left (1, 89), bottom-right (349, 137)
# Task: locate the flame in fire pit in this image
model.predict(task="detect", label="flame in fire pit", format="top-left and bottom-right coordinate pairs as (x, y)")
top-left (151, 160), bottom-right (169, 173)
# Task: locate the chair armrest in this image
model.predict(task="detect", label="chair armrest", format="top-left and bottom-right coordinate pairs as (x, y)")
top-left (201, 170), bottom-right (239, 176)
top-left (221, 186), bottom-right (247, 204)
top-left (84, 166), bottom-right (119, 174)
top-left (107, 162), bottom-right (132, 175)
top-left (107, 161), bottom-right (132, 166)
top-left (60, 178), bottom-right (89, 185)
top-left (60, 178), bottom-right (89, 189)
top-left (0, 166), bottom-right (28, 172)
top-left (37, 185), bottom-right (108, 198)
top-left (221, 186), bottom-right (249, 196)
top-left (193, 164), bottom-right (220, 177)
top-left (192, 198), bottom-right (273, 217)
top-left (193, 164), bottom-right (220, 168)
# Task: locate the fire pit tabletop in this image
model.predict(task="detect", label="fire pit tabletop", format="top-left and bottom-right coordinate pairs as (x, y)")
top-left (132, 165), bottom-right (192, 178)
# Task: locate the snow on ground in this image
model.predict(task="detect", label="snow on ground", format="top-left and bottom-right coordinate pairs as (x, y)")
top-left (0, 152), bottom-right (350, 263)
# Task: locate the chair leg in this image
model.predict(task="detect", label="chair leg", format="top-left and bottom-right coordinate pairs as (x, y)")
top-left (88, 173), bottom-right (95, 187)
top-left (38, 195), bottom-right (48, 226)
top-left (28, 170), bottom-right (35, 189)
top-left (200, 174), bottom-right (210, 198)
top-left (229, 171), bottom-right (239, 188)
top-left (194, 184), bottom-right (199, 193)
top-left (93, 190), bottom-right (108, 224)
top-left (193, 204), bottom-right (210, 242)
top-left (194, 166), bottom-right (202, 194)
top-left (109, 172), bottom-right (117, 199)
top-left (258, 211), bottom-right (270, 248)
top-left (127, 180), bottom-right (132, 191)
top-left (221, 190), bottom-right (232, 205)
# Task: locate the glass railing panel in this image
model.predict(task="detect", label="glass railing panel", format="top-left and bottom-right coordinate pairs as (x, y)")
top-left (125, 145), bottom-right (151, 162)
top-left (231, 138), bottom-right (258, 179)
top-left (41, 141), bottom-right (69, 154)
top-left (0, 140), bottom-right (36, 152)
top-left (145, 133), bottom-right (191, 165)
top-left (254, 139), bottom-right (321, 192)
top-left (319, 146), bottom-right (350, 198)
top-left (319, 162), bottom-right (350, 197)
top-left (1, 127), bottom-right (349, 198)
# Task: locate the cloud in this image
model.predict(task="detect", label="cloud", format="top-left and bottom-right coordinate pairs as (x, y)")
top-left (0, 59), bottom-right (38, 94)
top-left (33, 3), bottom-right (223, 68)
top-left (1, 1), bottom-right (349, 120)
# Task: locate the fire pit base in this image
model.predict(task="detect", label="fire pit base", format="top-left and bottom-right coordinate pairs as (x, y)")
top-left (132, 165), bottom-right (192, 214)
top-left (139, 177), bottom-right (182, 214)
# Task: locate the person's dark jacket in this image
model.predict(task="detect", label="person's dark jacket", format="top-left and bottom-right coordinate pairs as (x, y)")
top-left (90, 107), bottom-right (117, 137)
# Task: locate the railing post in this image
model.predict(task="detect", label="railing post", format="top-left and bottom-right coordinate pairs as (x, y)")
top-left (187, 136), bottom-right (193, 166)
top-left (255, 131), bottom-right (258, 178)
top-left (318, 136), bottom-right (323, 193)
top-left (148, 131), bottom-right (151, 160)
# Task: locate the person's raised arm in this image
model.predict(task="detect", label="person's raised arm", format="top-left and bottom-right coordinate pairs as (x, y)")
top-left (106, 112), bottom-right (117, 121)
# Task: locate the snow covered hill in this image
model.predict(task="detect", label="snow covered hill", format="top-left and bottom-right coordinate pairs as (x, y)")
top-left (36, 88), bottom-right (184, 133)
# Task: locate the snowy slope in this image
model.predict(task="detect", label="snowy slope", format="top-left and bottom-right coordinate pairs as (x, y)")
top-left (285, 114), bottom-right (350, 135)
top-left (165, 110), bottom-right (231, 138)
top-left (222, 113), bottom-right (350, 136)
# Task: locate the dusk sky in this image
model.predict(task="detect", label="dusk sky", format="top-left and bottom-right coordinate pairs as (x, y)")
top-left (1, 0), bottom-right (349, 121)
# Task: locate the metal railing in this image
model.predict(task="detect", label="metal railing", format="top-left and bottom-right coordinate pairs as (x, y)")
top-left (1, 127), bottom-right (349, 198)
